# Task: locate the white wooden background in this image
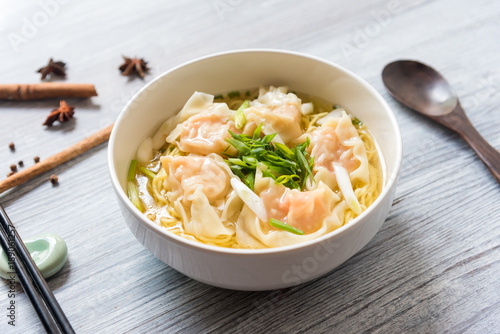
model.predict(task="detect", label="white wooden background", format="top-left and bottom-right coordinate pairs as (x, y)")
top-left (1, 0), bottom-right (499, 333)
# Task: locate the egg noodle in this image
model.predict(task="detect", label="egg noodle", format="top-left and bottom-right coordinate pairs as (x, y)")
top-left (137, 90), bottom-right (383, 248)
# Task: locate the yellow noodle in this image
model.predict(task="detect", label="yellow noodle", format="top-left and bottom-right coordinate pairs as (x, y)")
top-left (304, 112), bottom-right (329, 133)
top-left (159, 217), bottom-right (178, 228)
top-left (228, 99), bottom-right (245, 110)
top-left (152, 169), bottom-right (168, 206)
top-left (196, 233), bottom-right (234, 246)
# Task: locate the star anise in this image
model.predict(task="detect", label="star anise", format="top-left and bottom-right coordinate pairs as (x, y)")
top-left (43, 100), bottom-right (75, 126)
top-left (37, 58), bottom-right (67, 80)
top-left (119, 56), bottom-right (149, 78)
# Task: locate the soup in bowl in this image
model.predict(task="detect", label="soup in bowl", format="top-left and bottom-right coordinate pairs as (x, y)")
top-left (108, 50), bottom-right (402, 290)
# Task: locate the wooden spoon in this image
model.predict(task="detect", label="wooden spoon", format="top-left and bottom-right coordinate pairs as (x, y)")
top-left (382, 60), bottom-right (500, 184)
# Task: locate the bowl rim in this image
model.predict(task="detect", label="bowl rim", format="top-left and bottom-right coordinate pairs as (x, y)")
top-left (108, 48), bottom-right (403, 256)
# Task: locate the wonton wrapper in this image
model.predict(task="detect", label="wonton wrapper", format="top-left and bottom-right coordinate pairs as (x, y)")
top-left (161, 153), bottom-right (236, 240)
top-left (167, 103), bottom-right (236, 156)
top-left (236, 170), bottom-right (345, 248)
top-left (236, 195), bottom-right (346, 248)
top-left (304, 112), bottom-right (369, 184)
top-left (243, 86), bottom-right (303, 144)
top-left (188, 186), bottom-right (233, 238)
top-left (151, 92), bottom-right (215, 150)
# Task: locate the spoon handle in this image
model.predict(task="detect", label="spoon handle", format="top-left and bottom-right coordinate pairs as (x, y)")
top-left (440, 104), bottom-right (500, 184)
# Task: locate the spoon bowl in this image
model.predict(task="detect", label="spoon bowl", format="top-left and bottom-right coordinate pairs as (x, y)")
top-left (382, 60), bottom-right (458, 116)
top-left (382, 60), bottom-right (500, 184)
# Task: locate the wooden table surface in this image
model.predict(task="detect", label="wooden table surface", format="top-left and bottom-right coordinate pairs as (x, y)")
top-left (1, 0), bottom-right (499, 333)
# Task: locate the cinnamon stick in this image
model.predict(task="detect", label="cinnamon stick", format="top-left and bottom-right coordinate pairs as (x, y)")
top-left (0, 124), bottom-right (113, 193)
top-left (0, 83), bottom-right (97, 100)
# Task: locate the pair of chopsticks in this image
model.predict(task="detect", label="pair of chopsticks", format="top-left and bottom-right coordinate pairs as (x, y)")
top-left (0, 204), bottom-right (74, 333)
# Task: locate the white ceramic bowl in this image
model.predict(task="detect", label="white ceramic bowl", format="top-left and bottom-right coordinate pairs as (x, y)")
top-left (108, 50), bottom-right (402, 291)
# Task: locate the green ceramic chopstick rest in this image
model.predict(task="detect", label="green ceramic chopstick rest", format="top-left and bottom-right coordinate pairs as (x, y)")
top-left (0, 233), bottom-right (68, 282)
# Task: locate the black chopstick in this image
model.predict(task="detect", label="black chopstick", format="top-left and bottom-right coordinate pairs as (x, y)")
top-left (0, 225), bottom-right (58, 332)
top-left (0, 204), bottom-right (75, 334)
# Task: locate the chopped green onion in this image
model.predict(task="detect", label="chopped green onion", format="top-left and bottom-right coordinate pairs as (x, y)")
top-left (274, 142), bottom-right (294, 159)
top-left (242, 156), bottom-right (258, 166)
top-left (253, 123), bottom-right (263, 140)
top-left (127, 181), bottom-right (144, 212)
top-left (214, 94), bottom-right (223, 100)
top-left (229, 165), bottom-right (246, 180)
top-left (333, 104), bottom-right (341, 110)
top-left (235, 100), bottom-right (249, 129)
top-left (127, 160), bottom-right (138, 181)
top-left (224, 126), bottom-right (315, 190)
top-left (245, 173), bottom-right (255, 190)
top-left (250, 147), bottom-right (267, 156)
top-left (226, 139), bottom-right (250, 155)
top-left (275, 174), bottom-right (300, 184)
top-left (296, 148), bottom-right (313, 184)
top-left (227, 158), bottom-right (249, 167)
top-left (262, 170), bottom-right (276, 180)
top-left (262, 133), bottom-right (277, 144)
top-left (260, 161), bottom-right (293, 174)
top-left (269, 218), bottom-right (304, 235)
top-left (137, 166), bottom-right (157, 180)
top-left (227, 91), bottom-right (240, 99)
top-left (275, 175), bottom-right (300, 189)
top-left (245, 91), bottom-right (250, 97)
top-left (351, 117), bottom-right (363, 126)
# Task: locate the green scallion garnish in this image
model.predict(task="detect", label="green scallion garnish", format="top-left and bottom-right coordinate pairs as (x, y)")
top-left (137, 166), bottom-right (157, 180)
top-left (224, 126), bottom-right (314, 190)
top-left (127, 160), bottom-right (138, 181)
top-left (227, 91), bottom-right (240, 99)
top-left (127, 181), bottom-right (144, 212)
top-left (235, 100), bottom-right (249, 129)
top-left (269, 218), bottom-right (304, 235)
top-left (351, 117), bottom-right (363, 126)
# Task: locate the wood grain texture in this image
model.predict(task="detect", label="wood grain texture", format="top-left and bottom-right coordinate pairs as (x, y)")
top-left (1, 0), bottom-right (499, 333)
